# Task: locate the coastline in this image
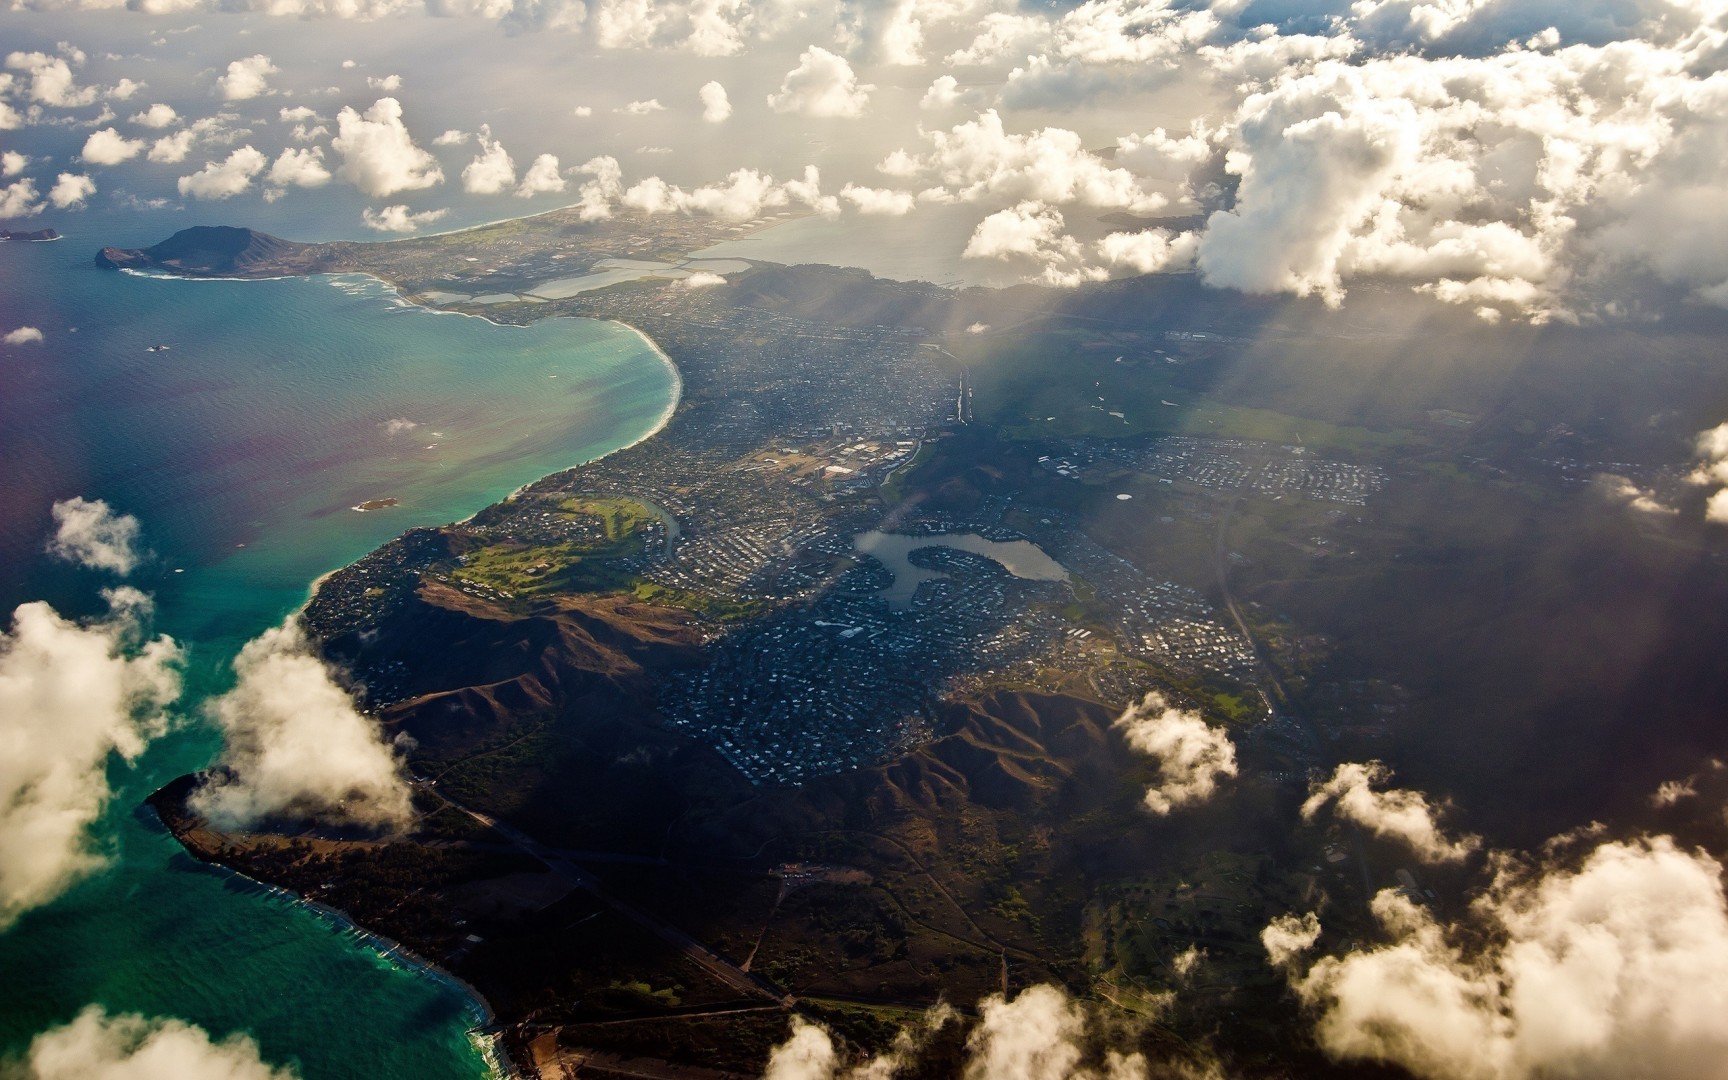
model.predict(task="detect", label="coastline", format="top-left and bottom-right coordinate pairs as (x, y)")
top-left (147, 798), bottom-right (518, 1079)
top-left (144, 264), bottom-right (692, 1080)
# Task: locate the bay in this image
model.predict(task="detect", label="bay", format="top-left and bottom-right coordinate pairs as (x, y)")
top-left (0, 222), bottom-right (678, 1078)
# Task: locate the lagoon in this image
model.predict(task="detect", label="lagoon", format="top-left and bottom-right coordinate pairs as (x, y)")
top-left (852, 530), bottom-right (1069, 609)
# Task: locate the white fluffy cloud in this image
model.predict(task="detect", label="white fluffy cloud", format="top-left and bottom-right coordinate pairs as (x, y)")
top-left (147, 130), bottom-right (196, 164)
top-left (48, 173), bottom-right (96, 210)
top-left (0, 589), bottom-right (181, 930)
top-left (920, 73), bottom-right (964, 109)
top-left (190, 618), bottom-right (415, 831)
top-left (332, 97), bottom-right (443, 197)
top-left (460, 124), bottom-right (515, 194)
top-left (6, 50), bottom-right (100, 108)
top-left (2, 151), bottom-right (28, 177)
top-left (514, 152), bottom-right (564, 197)
top-left (946, 11), bottom-right (1046, 65)
top-left (176, 146), bottom-right (266, 200)
top-left (366, 73), bottom-right (402, 91)
top-left (361, 203), bottom-right (449, 231)
top-left (0, 179), bottom-right (43, 217)
top-left (889, 110), bottom-right (1166, 211)
top-left (80, 127), bottom-right (145, 166)
top-left (1690, 422), bottom-right (1728, 524)
top-left (130, 103), bottom-right (178, 129)
top-left (1113, 691), bottom-right (1238, 815)
top-left (262, 147), bottom-right (330, 201)
top-left (47, 497), bottom-right (141, 575)
top-left (679, 270), bottom-right (727, 288)
top-left (840, 183), bottom-right (915, 215)
top-left (767, 46), bottom-right (872, 118)
top-left (1273, 836), bottom-right (1728, 1080)
top-left (4, 326), bottom-right (46, 346)
top-left (572, 154), bottom-right (622, 219)
top-left (623, 166), bottom-right (789, 220)
top-left (699, 80), bottom-right (732, 123)
top-left (15, 1006), bottom-right (294, 1080)
top-left (216, 54), bottom-right (278, 101)
top-left (619, 98), bottom-right (665, 115)
top-left (962, 200), bottom-right (1108, 287)
top-left (1303, 761), bottom-right (1482, 864)
top-left (1096, 228), bottom-right (1199, 274)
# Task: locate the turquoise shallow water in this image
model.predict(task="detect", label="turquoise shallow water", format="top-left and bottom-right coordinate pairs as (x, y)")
top-left (0, 227), bottom-right (678, 1076)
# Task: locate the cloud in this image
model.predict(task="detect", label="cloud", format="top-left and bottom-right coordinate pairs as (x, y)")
top-left (920, 74), bottom-right (963, 109)
top-left (1303, 761), bottom-right (1481, 864)
top-left (591, 0), bottom-right (752, 54)
top-left (1690, 422), bottom-right (1728, 524)
top-left (216, 54), bottom-right (278, 101)
top-left (1599, 475), bottom-right (1676, 516)
top-left (48, 173), bottom-right (96, 209)
top-left (572, 104), bottom-right (593, 117)
top-left (460, 124), bottom-right (515, 194)
top-left (332, 97), bottom-right (443, 197)
top-left (840, 183), bottom-right (915, 215)
top-left (147, 129), bottom-right (196, 164)
top-left (176, 146), bottom-right (266, 200)
top-left (261, 147), bottom-right (330, 202)
top-left (499, 0), bottom-right (587, 35)
top-left (699, 80), bottom-right (732, 123)
top-left (0, 589), bottom-right (182, 930)
top-left (679, 270), bottom-right (727, 288)
top-left (1097, 228), bottom-right (1199, 274)
top-left (1114, 692), bottom-right (1238, 815)
top-left (129, 103), bottom-right (178, 128)
top-left (514, 153), bottom-right (564, 197)
top-left (762, 1002), bottom-right (956, 1080)
top-left (361, 203), bottom-right (448, 232)
top-left (622, 167), bottom-right (790, 221)
top-left (967, 984), bottom-right (1092, 1079)
top-left (946, 11), bottom-right (1047, 65)
top-left (190, 618), bottom-right (415, 831)
top-left (0, 179), bottom-right (42, 217)
top-left (15, 1006), bottom-right (294, 1080)
top-left (4, 326), bottom-right (45, 346)
top-left (782, 163), bottom-right (839, 216)
top-left (763, 1017), bottom-right (838, 1080)
top-left (6, 50), bottom-right (100, 108)
top-left (962, 200), bottom-right (1108, 287)
top-left (619, 98), bottom-right (666, 115)
top-left (768, 46), bottom-right (872, 118)
top-left (47, 497), bottom-right (142, 575)
top-left (1261, 911), bottom-right (1321, 968)
top-left (572, 154), bottom-right (622, 219)
top-left (1272, 835), bottom-right (1728, 1080)
top-left (891, 110), bottom-right (1166, 211)
top-left (366, 73), bottom-right (402, 91)
top-left (80, 127), bottom-right (146, 166)
top-left (432, 128), bottom-right (469, 146)
top-left (1183, 31), bottom-right (1728, 318)
top-left (2, 151), bottom-right (28, 177)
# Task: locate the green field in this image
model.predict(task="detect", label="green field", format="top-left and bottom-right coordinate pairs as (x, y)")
top-left (450, 495), bottom-right (656, 598)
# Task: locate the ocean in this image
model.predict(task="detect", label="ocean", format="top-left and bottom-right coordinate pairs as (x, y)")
top-left (0, 215), bottom-right (679, 1077)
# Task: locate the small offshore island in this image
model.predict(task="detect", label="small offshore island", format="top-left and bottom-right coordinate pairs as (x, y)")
top-left (124, 207), bottom-right (1728, 1079)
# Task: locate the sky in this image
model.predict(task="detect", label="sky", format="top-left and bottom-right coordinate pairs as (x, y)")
top-left (4, 0), bottom-right (1728, 320)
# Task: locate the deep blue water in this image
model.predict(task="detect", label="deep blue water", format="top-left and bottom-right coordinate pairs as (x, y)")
top-left (0, 217), bottom-right (677, 1077)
